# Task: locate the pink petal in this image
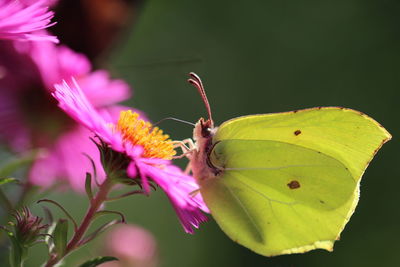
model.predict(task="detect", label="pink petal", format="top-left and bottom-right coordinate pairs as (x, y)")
top-left (0, 0), bottom-right (58, 42)
top-left (78, 70), bottom-right (131, 106)
top-left (136, 161), bottom-right (208, 234)
top-left (52, 79), bottom-right (124, 152)
top-left (25, 42), bottom-right (90, 89)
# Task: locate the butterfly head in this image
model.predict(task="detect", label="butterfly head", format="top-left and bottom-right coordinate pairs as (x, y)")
top-left (200, 118), bottom-right (214, 138)
top-left (193, 117), bottom-right (215, 142)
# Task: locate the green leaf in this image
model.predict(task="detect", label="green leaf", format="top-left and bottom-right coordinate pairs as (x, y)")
top-left (0, 225), bottom-right (12, 235)
top-left (0, 188), bottom-right (13, 211)
top-left (44, 222), bottom-right (57, 253)
top-left (53, 219), bottom-right (68, 258)
top-left (0, 227), bottom-right (26, 267)
top-left (78, 256), bottom-right (118, 267)
top-left (0, 178), bottom-right (20, 211)
top-left (41, 206), bottom-right (54, 224)
top-left (9, 234), bottom-right (25, 267)
top-left (0, 177), bottom-right (20, 186)
top-left (0, 152), bottom-right (38, 178)
top-left (85, 173), bottom-right (93, 201)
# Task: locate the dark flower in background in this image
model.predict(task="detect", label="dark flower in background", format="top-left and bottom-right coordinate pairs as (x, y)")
top-left (52, 0), bottom-right (143, 61)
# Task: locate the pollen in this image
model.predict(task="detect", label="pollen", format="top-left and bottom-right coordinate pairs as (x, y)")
top-left (116, 110), bottom-right (176, 159)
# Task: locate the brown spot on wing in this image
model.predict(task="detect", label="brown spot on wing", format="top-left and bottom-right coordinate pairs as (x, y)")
top-left (294, 130), bottom-right (301, 136)
top-left (287, 180), bottom-right (300, 189)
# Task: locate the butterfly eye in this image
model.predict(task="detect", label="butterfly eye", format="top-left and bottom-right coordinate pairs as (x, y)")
top-left (201, 126), bottom-right (212, 138)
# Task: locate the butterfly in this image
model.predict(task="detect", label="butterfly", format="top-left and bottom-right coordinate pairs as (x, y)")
top-left (178, 72), bottom-right (391, 256)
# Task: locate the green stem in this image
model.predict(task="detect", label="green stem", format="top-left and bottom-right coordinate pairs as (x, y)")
top-left (44, 178), bottom-right (115, 267)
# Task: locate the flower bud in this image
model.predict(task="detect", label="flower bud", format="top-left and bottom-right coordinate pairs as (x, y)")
top-left (12, 207), bottom-right (48, 247)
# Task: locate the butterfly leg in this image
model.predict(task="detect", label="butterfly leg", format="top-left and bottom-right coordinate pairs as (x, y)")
top-left (184, 161), bottom-right (192, 175)
top-left (172, 138), bottom-right (196, 159)
top-left (179, 138), bottom-right (196, 150)
top-left (172, 139), bottom-right (195, 174)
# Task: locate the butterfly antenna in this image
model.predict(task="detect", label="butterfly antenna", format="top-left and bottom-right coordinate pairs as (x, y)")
top-left (153, 117), bottom-right (195, 127)
top-left (188, 72), bottom-right (213, 122)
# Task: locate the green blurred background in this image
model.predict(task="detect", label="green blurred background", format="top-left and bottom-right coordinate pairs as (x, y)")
top-left (10, 0), bottom-right (400, 266)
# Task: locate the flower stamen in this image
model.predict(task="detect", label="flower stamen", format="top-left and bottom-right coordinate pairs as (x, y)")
top-left (116, 110), bottom-right (176, 160)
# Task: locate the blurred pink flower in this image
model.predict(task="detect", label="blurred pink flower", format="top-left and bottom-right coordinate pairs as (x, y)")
top-left (20, 0), bottom-right (59, 6)
top-left (102, 224), bottom-right (158, 267)
top-left (0, 40), bottom-right (131, 191)
top-left (0, 0), bottom-right (58, 42)
top-left (52, 79), bottom-right (208, 233)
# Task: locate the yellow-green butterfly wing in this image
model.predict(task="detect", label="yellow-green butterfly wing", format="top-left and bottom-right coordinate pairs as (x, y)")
top-left (199, 107), bottom-right (391, 256)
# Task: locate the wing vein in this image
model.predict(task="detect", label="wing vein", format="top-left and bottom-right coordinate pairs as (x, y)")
top-left (231, 172), bottom-right (298, 206)
top-left (224, 184), bottom-right (264, 243)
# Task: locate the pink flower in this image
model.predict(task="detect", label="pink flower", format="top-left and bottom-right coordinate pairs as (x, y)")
top-left (0, 41), bottom-right (131, 191)
top-left (0, 0), bottom-right (58, 42)
top-left (29, 126), bottom-right (107, 191)
top-left (102, 224), bottom-right (158, 267)
top-left (52, 79), bottom-right (208, 233)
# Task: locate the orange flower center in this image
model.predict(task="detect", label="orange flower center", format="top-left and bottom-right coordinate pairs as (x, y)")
top-left (116, 110), bottom-right (176, 160)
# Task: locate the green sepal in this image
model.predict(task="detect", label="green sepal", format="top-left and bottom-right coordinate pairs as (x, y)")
top-left (53, 219), bottom-right (68, 258)
top-left (85, 173), bottom-right (93, 201)
top-left (78, 256), bottom-right (118, 267)
top-left (93, 139), bottom-right (130, 182)
top-left (82, 153), bottom-right (98, 186)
